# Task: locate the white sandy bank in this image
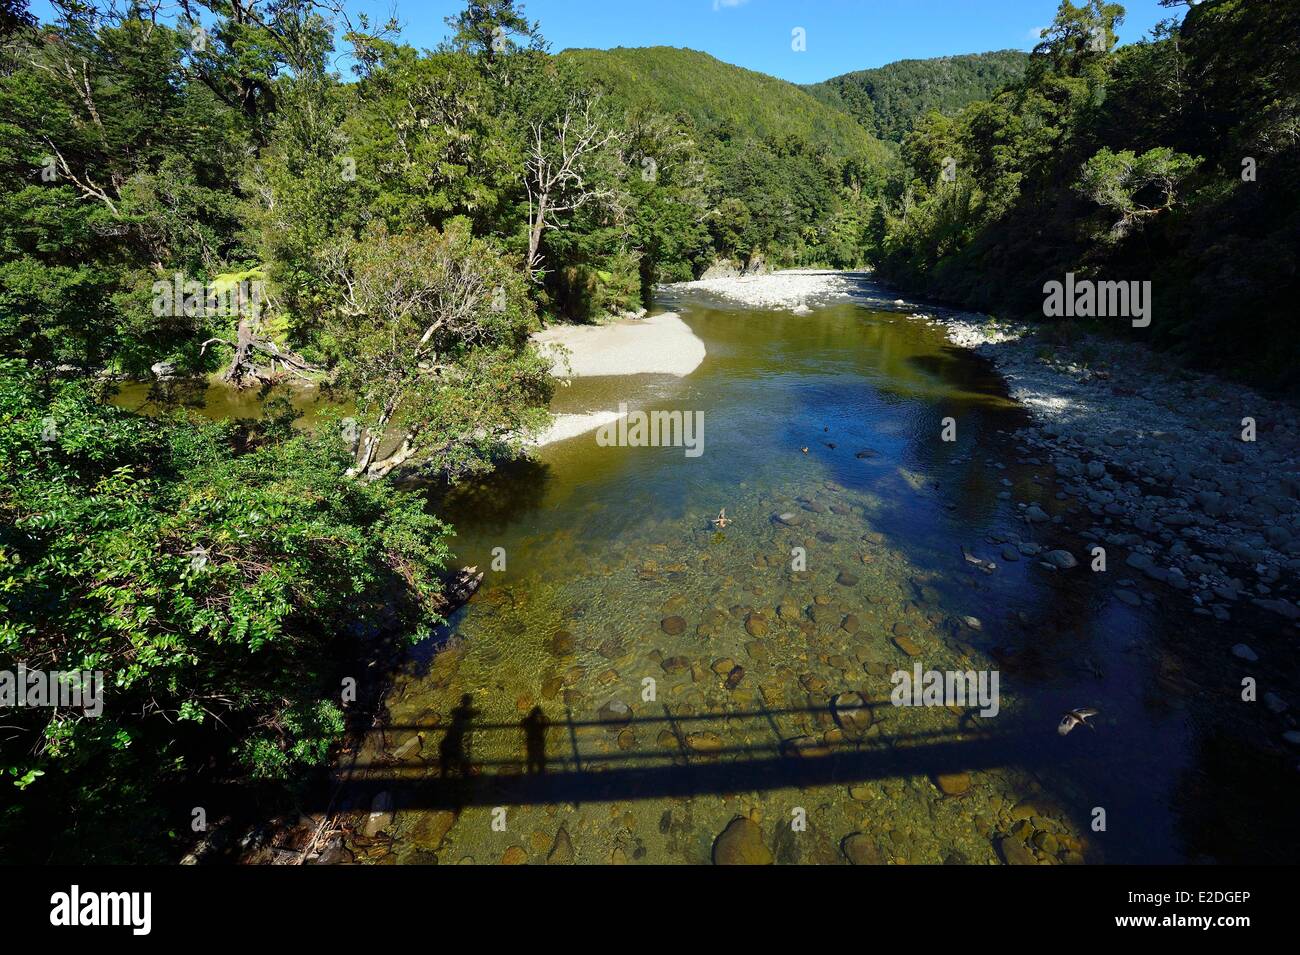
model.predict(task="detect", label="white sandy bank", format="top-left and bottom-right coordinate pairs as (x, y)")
top-left (666, 269), bottom-right (865, 311)
top-left (532, 311), bottom-right (705, 378)
top-left (527, 312), bottom-right (703, 448)
top-left (528, 410), bottom-right (625, 447)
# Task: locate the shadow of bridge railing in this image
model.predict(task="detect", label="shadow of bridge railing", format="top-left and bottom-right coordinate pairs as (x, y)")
top-left (317, 700), bottom-right (1062, 812)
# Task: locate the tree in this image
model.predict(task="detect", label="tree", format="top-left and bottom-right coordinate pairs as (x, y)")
top-left (1075, 146), bottom-right (1200, 238)
top-left (522, 93), bottom-right (623, 280)
top-left (178, 0), bottom-right (336, 133)
top-left (0, 0), bottom-right (34, 39)
top-left (1030, 0), bottom-right (1125, 78)
top-left (319, 224), bottom-right (553, 480)
top-left (0, 358), bottom-right (450, 861)
top-left (0, 3), bottom-right (253, 374)
top-left (445, 0), bottom-right (543, 65)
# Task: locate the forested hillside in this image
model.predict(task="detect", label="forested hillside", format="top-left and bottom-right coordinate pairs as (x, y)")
top-left (808, 50), bottom-right (1030, 142)
top-left (562, 46), bottom-right (891, 162)
top-left (872, 0), bottom-right (1300, 391)
top-left (562, 45), bottom-right (893, 273)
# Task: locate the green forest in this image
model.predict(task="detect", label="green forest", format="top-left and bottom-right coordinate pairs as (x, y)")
top-left (1, 0), bottom-right (1296, 862)
top-left (873, 0), bottom-right (1300, 389)
top-left (807, 49), bottom-right (1031, 143)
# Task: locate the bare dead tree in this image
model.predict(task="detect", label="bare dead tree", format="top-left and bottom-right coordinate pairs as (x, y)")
top-left (523, 94), bottom-right (622, 281)
top-left (199, 316), bottom-right (317, 388)
top-left (198, 285), bottom-right (318, 387)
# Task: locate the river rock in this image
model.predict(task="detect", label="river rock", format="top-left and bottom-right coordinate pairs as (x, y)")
top-left (712, 817), bottom-right (773, 865)
top-left (363, 791), bottom-right (394, 837)
top-left (547, 827), bottom-right (575, 864)
top-left (781, 735), bottom-right (831, 758)
top-left (1025, 504), bottom-right (1049, 523)
top-left (893, 634), bottom-right (923, 657)
top-left (1043, 549), bottom-right (1078, 570)
top-left (598, 699), bottom-right (632, 725)
top-left (934, 771), bottom-right (972, 796)
top-left (391, 734), bottom-right (423, 762)
top-left (832, 691), bottom-right (873, 739)
top-left (686, 732), bottom-right (723, 754)
top-left (660, 616), bottom-right (686, 635)
top-left (501, 846), bottom-right (528, 865)
top-left (841, 833), bottom-right (884, 865)
top-left (661, 656), bottom-right (690, 674)
top-left (407, 809), bottom-right (455, 849)
top-left (1126, 551), bottom-right (1156, 571)
top-left (997, 835), bottom-right (1038, 865)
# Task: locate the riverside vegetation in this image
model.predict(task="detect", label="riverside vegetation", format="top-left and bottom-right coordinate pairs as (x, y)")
top-left (0, 0), bottom-right (1295, 862)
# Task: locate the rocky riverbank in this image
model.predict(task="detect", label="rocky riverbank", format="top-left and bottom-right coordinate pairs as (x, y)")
top-left (666, 269), bottom-right (868, 313)
top-left (909, 306), bottom-right (1300, 643)
top-left (675, 269), bottom-right (1300, 645)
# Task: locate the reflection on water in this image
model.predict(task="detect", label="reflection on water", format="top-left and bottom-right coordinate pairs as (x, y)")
top-left (331, 295), bottom-right (1291, 864)
top-left (110, 374), bottom-right (340, 428)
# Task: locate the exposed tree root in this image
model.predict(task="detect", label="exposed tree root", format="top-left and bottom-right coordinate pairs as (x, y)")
top-left (200, 317), bottom-right (318, 388)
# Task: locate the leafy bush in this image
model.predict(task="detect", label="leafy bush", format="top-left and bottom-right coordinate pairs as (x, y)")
top-left (0, 359), bottom-right (450, 860)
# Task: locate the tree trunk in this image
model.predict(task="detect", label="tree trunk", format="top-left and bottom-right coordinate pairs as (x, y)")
top-left (201, 317), bottom-right (317, 389)
top-left (527, 193), bottom-right (548, 277)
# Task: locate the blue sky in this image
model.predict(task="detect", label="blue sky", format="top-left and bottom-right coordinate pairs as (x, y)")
top-left (347, 0), bottom-right (1176, 81)
top-left (30, 0), bottom-right (1179, 83)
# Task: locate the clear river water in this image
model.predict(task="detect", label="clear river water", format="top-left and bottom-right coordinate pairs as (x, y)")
top-left (115, 284), bottom-right (1286, 864)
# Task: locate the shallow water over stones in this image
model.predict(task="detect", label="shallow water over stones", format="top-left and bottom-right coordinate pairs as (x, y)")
top-left (335, 291), bottom-right (1291, 865)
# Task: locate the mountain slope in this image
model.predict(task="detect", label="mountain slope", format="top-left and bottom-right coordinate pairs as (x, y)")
top-left (808, 50), bottom-right (1030, 141)
top-left (560, 46), bottom-right (892, 165)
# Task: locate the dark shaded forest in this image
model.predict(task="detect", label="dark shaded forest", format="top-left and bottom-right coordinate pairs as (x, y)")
top-left (871, 0), bottom-right (1300, 391)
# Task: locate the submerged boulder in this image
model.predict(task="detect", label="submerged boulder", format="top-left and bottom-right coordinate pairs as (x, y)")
top-left (712, 816), bottom-right (773, 865)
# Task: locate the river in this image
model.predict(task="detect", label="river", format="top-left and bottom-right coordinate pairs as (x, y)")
top-left (114, 282), bottom-right (1278, 864)
top-left (331, 284), bottom-right (1271, 865)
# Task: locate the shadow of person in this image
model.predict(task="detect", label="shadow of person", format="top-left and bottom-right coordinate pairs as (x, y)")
top-left (521, 705), bottom-right (549, 775)
top-left (438, 694), bottom-right (479, 782)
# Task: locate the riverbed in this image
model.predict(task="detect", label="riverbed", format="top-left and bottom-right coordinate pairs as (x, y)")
top-left (323, 278), bottom-right (1293, 865)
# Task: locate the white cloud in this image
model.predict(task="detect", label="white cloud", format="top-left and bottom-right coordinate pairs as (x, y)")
top-left (713, 0), bottom-right (751, 10)
top-left (1025, 25), bottom-right (1047, 42)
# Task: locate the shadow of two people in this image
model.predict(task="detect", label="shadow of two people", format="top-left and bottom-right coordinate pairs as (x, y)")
top-left (437, 694), bottom-right (549, 778)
